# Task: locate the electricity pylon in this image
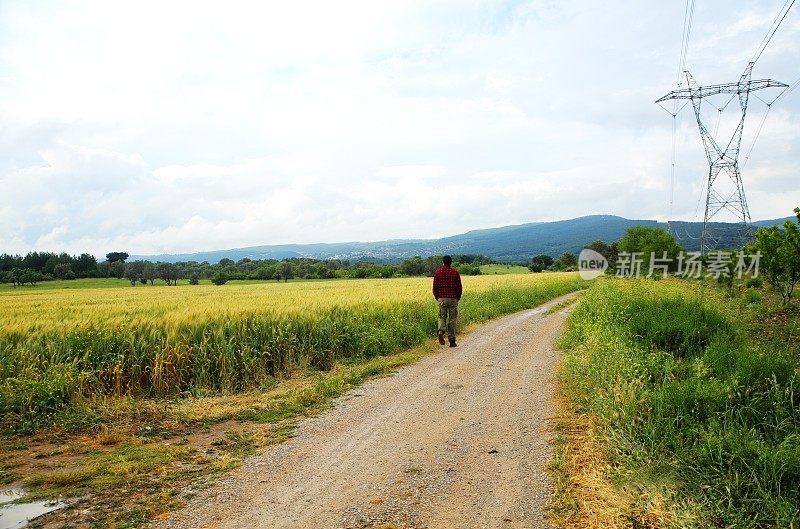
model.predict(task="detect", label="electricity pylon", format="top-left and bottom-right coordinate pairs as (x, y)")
top-left (656, 62), bottom-right (787, 254)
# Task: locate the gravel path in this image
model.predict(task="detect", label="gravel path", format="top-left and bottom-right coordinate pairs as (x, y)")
top-left (156, 293), bottom-right (577, 529)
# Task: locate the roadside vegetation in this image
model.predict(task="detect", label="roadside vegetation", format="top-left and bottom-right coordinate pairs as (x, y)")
top-left (0, 271), bottom-right (583, 528)
top-left (551, 210), bottom-right (800, 528)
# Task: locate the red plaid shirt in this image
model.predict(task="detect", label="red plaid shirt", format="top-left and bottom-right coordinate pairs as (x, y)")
top-left (432, 265), bottom-right (462, 300)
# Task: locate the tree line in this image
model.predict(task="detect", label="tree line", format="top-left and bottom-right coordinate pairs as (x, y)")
top-left (0, 251), bottom-right (492, 287)
top-left (527, 232), bottom-right (658, 273)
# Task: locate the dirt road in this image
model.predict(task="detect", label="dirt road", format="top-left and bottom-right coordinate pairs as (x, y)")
top-left (156, 293), bottom-right (577, 529)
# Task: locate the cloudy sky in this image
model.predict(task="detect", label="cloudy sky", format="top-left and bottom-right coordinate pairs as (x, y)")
top-left (1, 1), bottom-right (799, 256)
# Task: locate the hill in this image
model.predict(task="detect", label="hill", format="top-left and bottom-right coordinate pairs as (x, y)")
top-left (133, 214), bottom-right (794, 264)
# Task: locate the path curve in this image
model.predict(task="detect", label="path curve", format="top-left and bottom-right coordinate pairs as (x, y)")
top-left (156, 292), bottom-right (577, 529)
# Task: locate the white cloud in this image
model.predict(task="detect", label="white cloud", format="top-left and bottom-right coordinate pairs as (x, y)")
top-left (1, 0), bottom-right (798, 256)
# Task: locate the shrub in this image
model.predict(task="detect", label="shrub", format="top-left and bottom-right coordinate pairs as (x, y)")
top-left (745, 276), bottom-right (763, 289)
top-left (742, 288), bottom-right (761, 304)
top-left (454, 263), bottom-right (481, 276)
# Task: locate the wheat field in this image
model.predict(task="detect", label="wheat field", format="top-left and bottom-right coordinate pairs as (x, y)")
top-left (1, 273), bottom-right (584, 428)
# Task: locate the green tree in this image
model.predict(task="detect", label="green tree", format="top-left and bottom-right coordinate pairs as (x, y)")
top-left (106, 252), bottom-right (129, 263)
top-left (22, 251), bottom-right (52, 271)
top-left (124, 261), bottom-right (146, 286)
top-left (554, 252), bottom-right (578, 270)
top-left (0, 254), bottom-right (23, 275)
top-left (751, 207), bottom-right (800, 305)
top-left (401, 256), bottom-right (426, 276)
top-left (142, 262), bottom-right (158, 285)
top-left (96, 261), bottom-right (111, 278)
top-left (8, 268), bottom-right (23, 287)
top-left (236, 258), bottom-right (257, 275)
top-left (19, 269), bottom-right (36, 286)
top-left (211, 271), bottom-right (228, 285)
top-left (280, 262), bottom-right (294, 283)
top-left (158, 263), bottom-right (180, 286)
top-left (110, 260), bottom-right (125, 279)
top-left (314, 262), bottom-right (335, 279)
top-left (617, 226), bottom-right (683, 273)
top-left (584, 239), bottom-right (613, 257)
top-left (43, 255), bottom-right (60, 276)
top-left (53, 263), bottom-right (74, 279)
top-left (529, 254), bottom-right (553, 272)
top-left (400, 256), bottom-right (439, 276)
top-left (73, 253), bottom-right (98, 277)
top-left (254, 264), bottom-right (276, 280)
top-left (584, 240), bottom-right (618, 271)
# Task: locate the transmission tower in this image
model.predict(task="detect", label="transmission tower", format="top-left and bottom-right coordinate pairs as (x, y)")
top-left (656, 62), bottom-right (787, 254)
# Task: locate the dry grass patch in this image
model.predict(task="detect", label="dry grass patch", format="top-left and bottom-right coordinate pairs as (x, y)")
top-left (549, 391), bottom-right (632, 529)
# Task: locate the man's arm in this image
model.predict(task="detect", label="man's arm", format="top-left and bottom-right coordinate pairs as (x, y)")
top-left (456, 271), bottom-right (463, 300)
top-left (432, 271), bottom-right (439, 299)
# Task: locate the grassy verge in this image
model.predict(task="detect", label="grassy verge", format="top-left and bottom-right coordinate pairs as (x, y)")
top-left (552, 277), bottom-right (800, 528)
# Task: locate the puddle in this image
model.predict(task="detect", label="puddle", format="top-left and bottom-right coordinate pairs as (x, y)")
top-left (0, 489), bottom-right (65, 529)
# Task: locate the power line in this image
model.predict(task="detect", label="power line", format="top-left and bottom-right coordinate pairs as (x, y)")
top-left (736, 0), bottom-right (798, 172)
top-left (742, 104), bottom-right (771, 168)
top-left (772, 74), bottom-right (800, 104)
top-left (741, 74), bottom-right (800, 168)
top-left (751, 0), bottom-right (791, 59)
top-left (674, 0), bottom-right (696, 93)
top-left (670, 113), bottom-right (677, 222)
top-left (669, 0), bottom-right (696, 235)
top-left (751, 0), bottom-right (796, 64)
top-left (683, 1), bottom-right (696, 71)
top-left (782, 78), bottom-right (800, 100)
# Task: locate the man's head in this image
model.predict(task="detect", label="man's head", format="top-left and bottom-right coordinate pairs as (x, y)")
top-left (443, 255), bottom-right (452, 266)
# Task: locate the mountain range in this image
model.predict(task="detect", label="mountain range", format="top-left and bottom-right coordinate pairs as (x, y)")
top-left (133, 215), bottom-right (794, 264)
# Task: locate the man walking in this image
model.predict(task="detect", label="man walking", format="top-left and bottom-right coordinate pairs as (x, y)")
top-left (432, 255), bottom-right (462, 347)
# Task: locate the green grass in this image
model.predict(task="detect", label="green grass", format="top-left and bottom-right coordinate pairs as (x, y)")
top-left (0, 278), bottom-right (132, 291)
top-left (25, 442), bottom-right (183, 494)
top-left (479, 264), bottom-right (531, 274)
top-left (559, 278), bottom-right (800, 527)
